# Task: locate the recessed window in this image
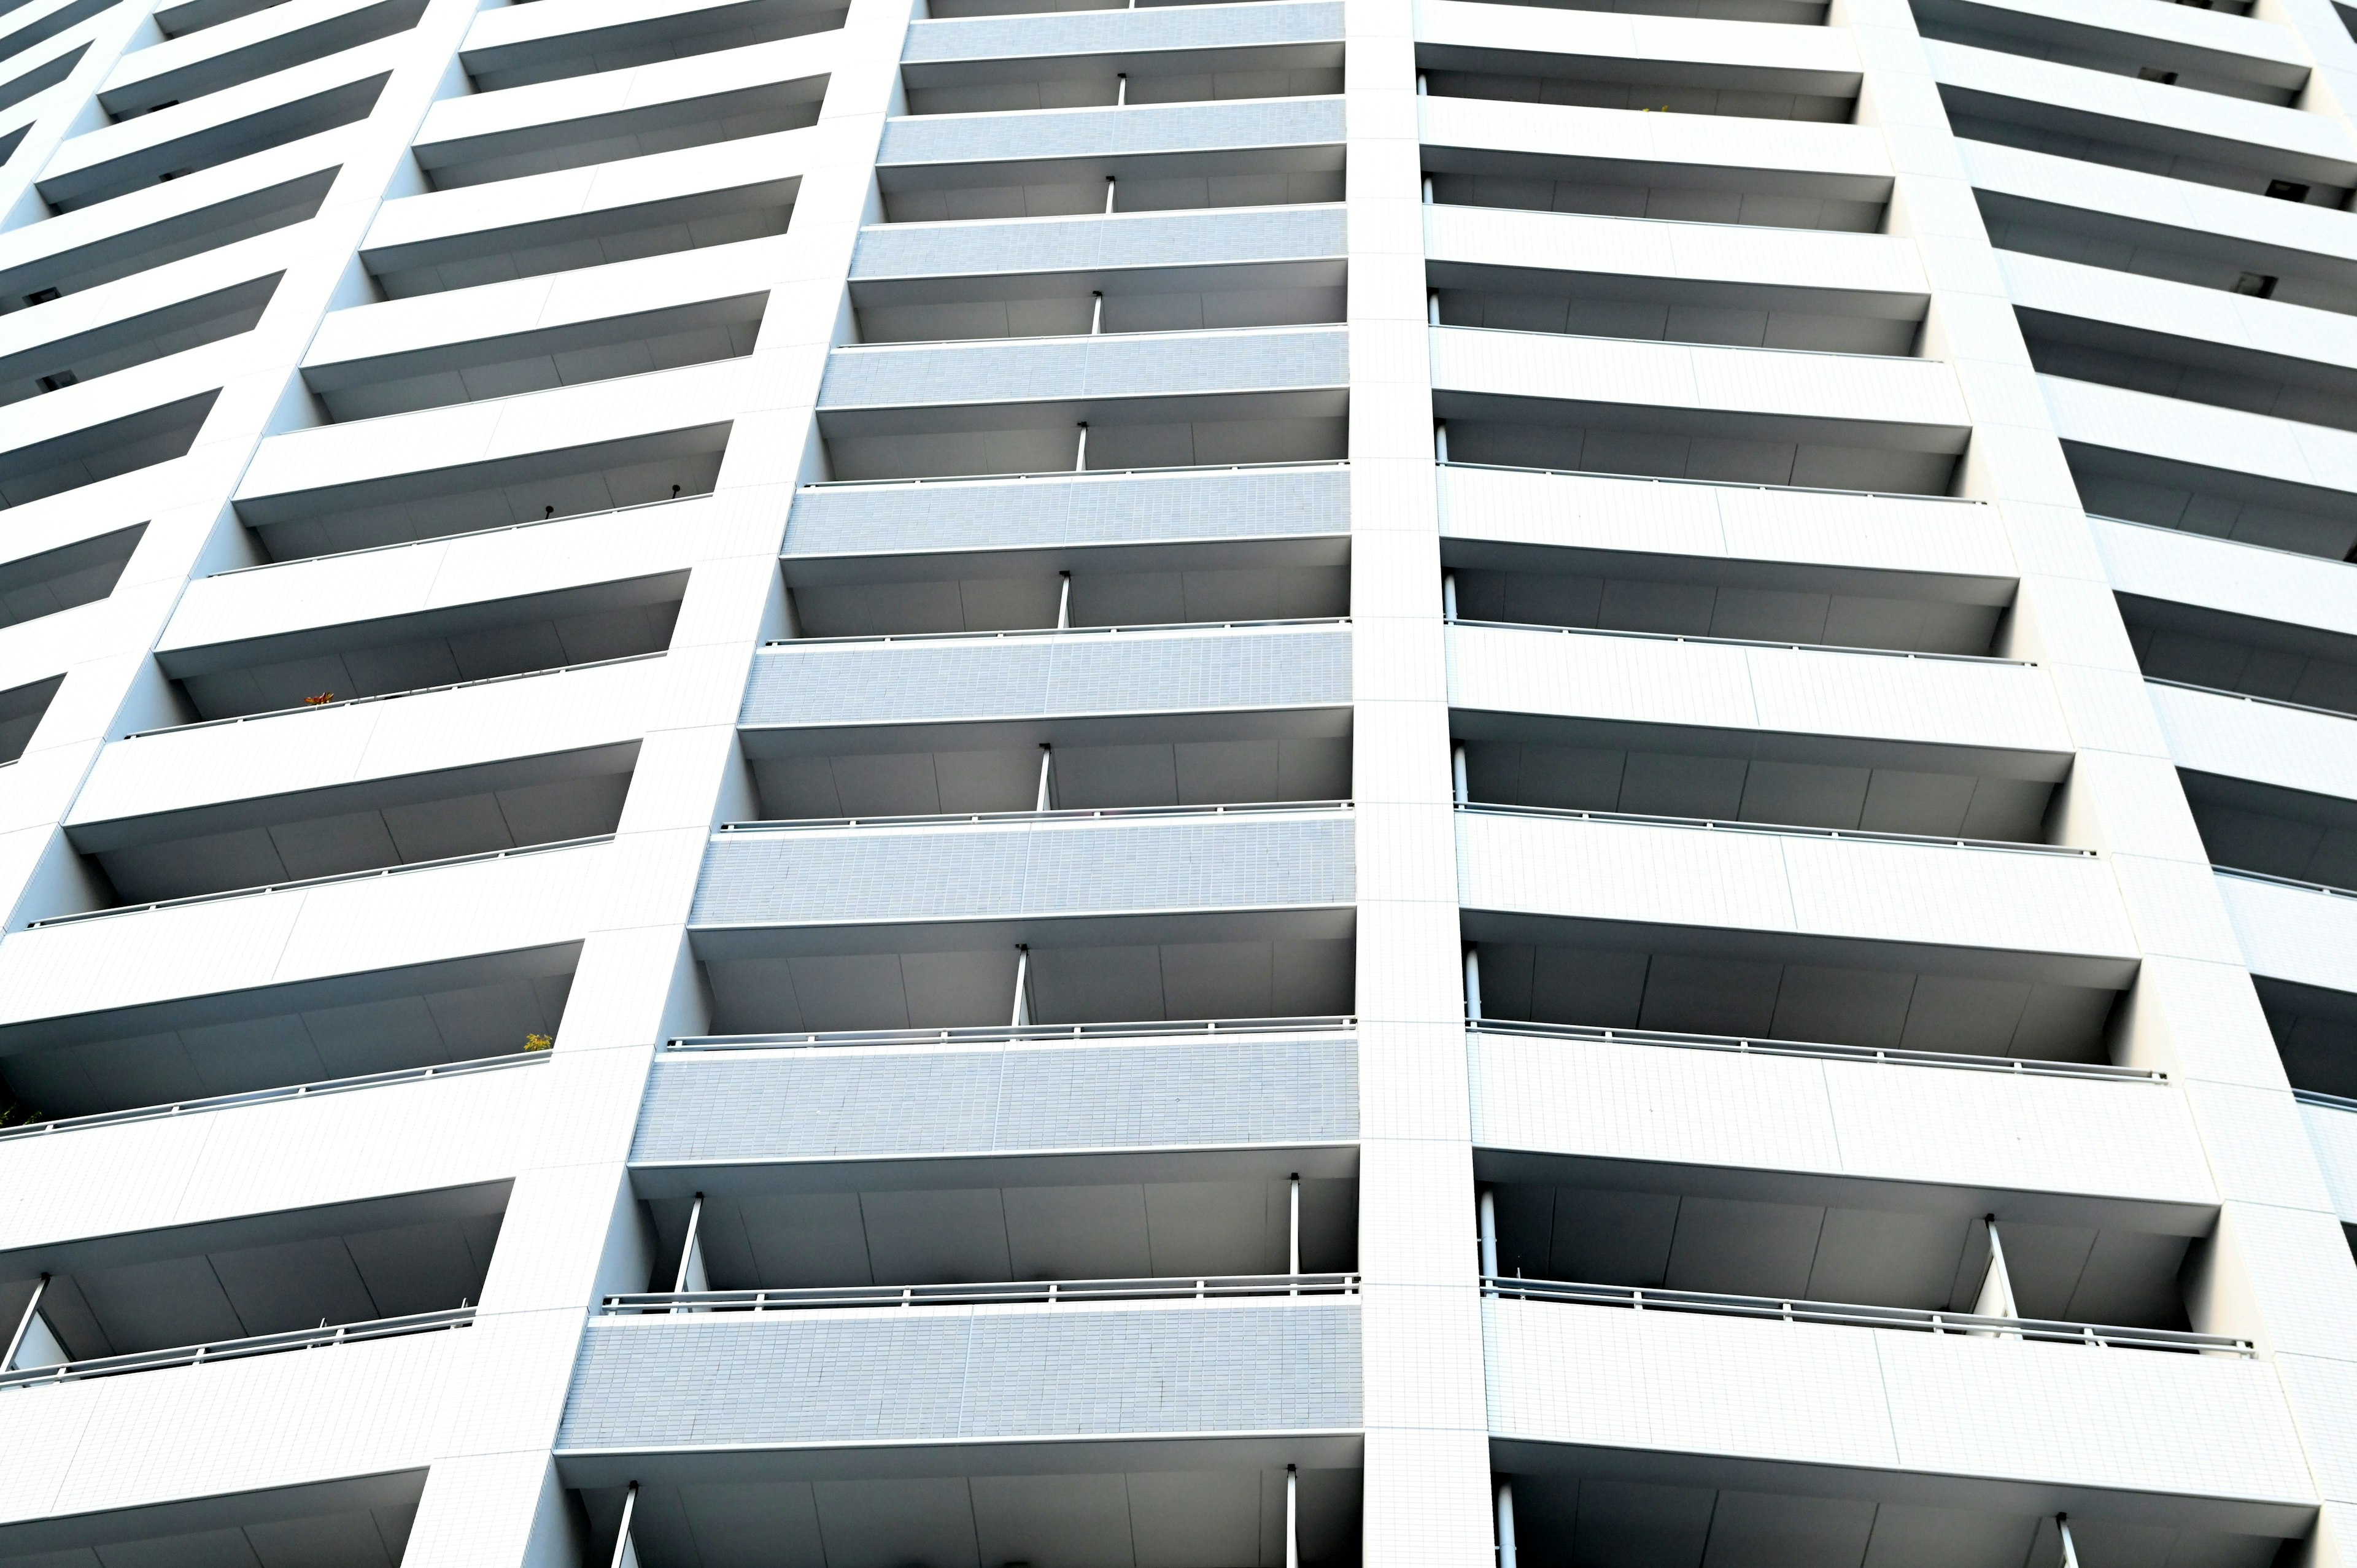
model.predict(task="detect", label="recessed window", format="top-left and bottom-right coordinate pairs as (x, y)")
top-left (2266, 179), bottom-right (2312, 202)
top-left (2232, 272), bottom-right (2279, 298)
top-left (36, 370), bottom-right (75, 392)
top-left (22, 287), bottom-right (58, 307)
top-left (2137, 66), bottom-right (2178, 84)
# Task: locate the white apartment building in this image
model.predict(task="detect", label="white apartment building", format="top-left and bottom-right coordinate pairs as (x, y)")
top-left (0, 0), bottom-right (2353, 1553)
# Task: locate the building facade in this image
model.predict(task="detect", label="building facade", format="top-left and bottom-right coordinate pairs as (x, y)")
top-left (0, 0), bottom-right (2355, 1556)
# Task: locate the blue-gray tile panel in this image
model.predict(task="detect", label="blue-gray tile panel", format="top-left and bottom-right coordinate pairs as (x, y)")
top-left (633, 1033), bottom-right (1358, 1162)
top-left (902, 2), bottom-right (1344, 61)
top-left (877, 98), bottom-right (1345, 166)
top-left (820, 328), bottom-right (1347, 409)
top-left (557, 1303), bottom-right (1362, 1449)
top-left (739, 626), bottom-right (1350, 727)
top-left (786, 466), bottom-right (1349, 556)
top-left (689, 813), bottom-right (1355, 926)
top-left (850, 206), bottom-right (1346, 280)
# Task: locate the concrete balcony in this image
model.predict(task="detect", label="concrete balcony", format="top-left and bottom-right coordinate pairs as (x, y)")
top-left (1458, 806), bottom-right (2137, 981)
top-left (2150, 676), bottom-right (2357, 804)
top-left (457, 0), bottom-right (842, 90)
top-left (1428, 324), bottom-right (1970, 457)
top-left (0, 1319), bottom-right (473, 1553)
top-left (0, 1051), bottom-right (542, 1251)
top-left (873, 96), bottom-right (1347, 219)
top-left (555, 1294), bottom-right (1361, 1458)
top-left (1438, 465), bottom-right (2014, 601)
top-left (849, 204), bottom-right (1345, 290)
top-left (0, 835), bottom-right (616, 1046)
top-left (2097, 516), bottom-right (2357, 639)
top-left (689, 805), bottom-right (1355, 936)
top-left (96, 0), bottom-right (425, 115)
top-left (64, 649), bottom-right (664, 834)
top-left (2301, 1093), bottom-right (2357, 1225)
top-left (743, 619), bottom-right (1350, 735)
top-left (785, 463), bottom-right (1349, 570)
top-left (1484, 1294), bottom-right (2313, 1534)
top-left (1469, 1024), bottom-right (2210, 1213)
top-left (1915, 0), bottom-right (2308, 106)
top-left (633, 1020), bottom-right (1356, 1177)
top-left (902, 1), bottom-right (1343, 72)
top-left (2218, 866), bottom-right (2357, 997)
top-left (819, 324), bottom-right (1347, 422)
top-left (1414, 0), bottom-right (1862, 106)
top-left (1446, 620), bottom-right (2072, 774)
top-left (1418, 92), bottom-right (1893, 233)
top-left (158, 497), bottom-right (710, 665)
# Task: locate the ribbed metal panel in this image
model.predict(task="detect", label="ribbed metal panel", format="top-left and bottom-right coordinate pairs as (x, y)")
top-left (821, 327), bottom-right (1347, 408)
top-left (557, 1302), bottom-right (1362, 1449)
top-left (878, 97), bottom-right (1346, 166)
top-left (788, 466), bottom-right (1348, 556)
top-left (633, 1032), bottom-right (1358, 1162)
top-left (741, 624), bottom-right (1350, 727)
top-left (851, 206), bottom-right (1347, 280)
top-left (689, 813), bottom-right (1357, 926)
top-left (902, 1), bottom-right (1343, 62)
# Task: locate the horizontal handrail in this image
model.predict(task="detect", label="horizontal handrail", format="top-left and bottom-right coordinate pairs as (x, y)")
top-left (804, 458), bottom-right (1347, 489)
top-left (2295, 1086), bottom-right (2357, 1113)
top-left (0, 1307), bottom-right (475, 1389)
top-left (836, 322), bottom-right (1344, 353)
top-left (763, 614), bottom-right (1347, 647)
top-left (27, 835), bottom-right (613, 928)
top-left (123, 652), bottom-right (664, 739)
top-left (1447, 616), bottom-right (2030, 666)
top-left (2089, 511), bottom-right (2355, 568)
top-left (0, 1051), bottom-right (550, 1140)
top-left (601, 1273), bottom-right (1359, 1314)
top-left (2146, 675), bottom-right (2357, 722)
top-left (718, 800), bottom-right (1349, 833)
top-left (1468, 1018), bottom-right (2162, 1083)
top-left (2215, 863), bottom-right (2357, 899)
top-left (669, 1014), bottom-right (1354, 1051)
top-left (1457, 800), bottom-right (2090, 857)
top-left (1436, 458), bottom-right (1987, 508)
top-left (206, 490), bottom-right (705, 576)
top-left (1480, 1276), bottom-right (2251, 1356)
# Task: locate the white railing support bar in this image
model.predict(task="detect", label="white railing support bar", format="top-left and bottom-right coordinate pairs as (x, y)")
top-left (610, 1483), bottom-right (640, 1568)
top-left (1495, 1478), bottom-right (1517, 1568)
top-left (2, 1275), bottom-right (48, 1371)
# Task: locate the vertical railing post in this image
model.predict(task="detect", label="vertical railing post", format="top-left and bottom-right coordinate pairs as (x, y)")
top-left (2057, 1514), bottom-right (2080, 1568)
top-left (670, 1194), bottom-right (705, 1306)
top-left (1477, 1188), bottom-right (1498, 1284)
top-left (1495, 1478), bottom-right (1518, 1568)
top-left (2, 1275), bottom-right (48, 1371)
top-left (1285, 1464), bottom-right (1299, 1568)
top-left (1462, 942), bottom-right (1481, 1021)
top-left (1452, 743), bottom-right (1469, 806)
top-left (1010, 946), bottom-right (1031, 1027)
top-left (1288, 1173), bottom-right (1301, 1294)
top-left (610, 1482), bottom-right (640, 1568)
top-left (1034, 744), bottom-right (1055, 811)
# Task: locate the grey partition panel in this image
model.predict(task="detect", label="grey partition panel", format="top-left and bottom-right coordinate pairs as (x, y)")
top-left (785, 466), bottom-right (1351, 555)
top-left (850, 206), bottom-right (1348, 280)
top-left (902, 2), bottom-right (1344, 63)
top-left (819, 328), bottom-right (1349, 409)
top-left (689, 813), bottom-right (1357, 926)
top-left (633, 1033), bottom-right (1358, 1162)
top-left (557, 1303), bottom-right (1362, 1448)
top-left (740, 626), bottom-right (1352, 726)
top-left (877, 98), bottom-right (1347, 167)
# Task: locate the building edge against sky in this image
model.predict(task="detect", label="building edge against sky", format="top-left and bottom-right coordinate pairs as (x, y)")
top-left (0, 0), bottom-right (2353, 1558)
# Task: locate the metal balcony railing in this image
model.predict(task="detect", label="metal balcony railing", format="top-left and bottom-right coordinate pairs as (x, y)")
top-left (1448, 615), bottom-right (2030, 667)
top-left (668, 1013), bottom-right (1354, 1049)
top-left (1455, 800), bottom-right (2091, 857)
top-left (123, 651), bottom-right (663, 738)
top-left (716, 799), bottom-right (1350, 833)
top-left (803, 457), bottom-right (1347, 489)
top-left (2295, 1086), bottom-right (2357, 1113)
top-left (27, 833), bottom-right (612, 927)
top-left (2147, 674), bottom-right (2357, 722)
top-left (0, 1307), bottom-right (475, 1389)
top-left (1469, 1018), bottom-right (2163, 1083)
top-left (600, 1273), bottom-right (1359, 1314)
top-left (1435, 457), bottom-right (1991, 508)
top-left (2215, 863), bottom-right (2357, 900)
top-left (0, 1049), bottom-right (549, 1141)
top-left (1481, 1277), bottom-right (2253, 1356)
top-left (762, 614), bottom-right (1348, 647)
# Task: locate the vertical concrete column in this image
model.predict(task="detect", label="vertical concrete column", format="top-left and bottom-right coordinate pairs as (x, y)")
top-left (397, 3), bottom-right (918, 1562)
top-left (1838, 0), bottom-right (2357, 1559)
top-left (1345, 2), bottom-right (1494, 1561)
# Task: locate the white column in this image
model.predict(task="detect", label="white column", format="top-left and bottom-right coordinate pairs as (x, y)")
top-left (1494, 1479), bottom-right (1517, 1568)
